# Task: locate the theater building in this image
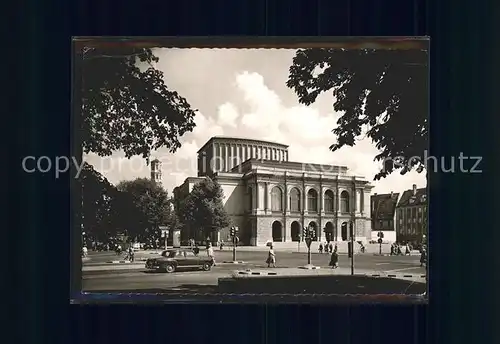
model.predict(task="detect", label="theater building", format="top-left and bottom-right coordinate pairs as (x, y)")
top-left (395, 184), bottom-right (428, 243)
top-left (174, 136), bottom-right (374, 247)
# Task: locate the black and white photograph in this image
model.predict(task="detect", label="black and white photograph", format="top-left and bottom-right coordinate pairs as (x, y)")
top-left (75, 38), bottom-right (429, 298)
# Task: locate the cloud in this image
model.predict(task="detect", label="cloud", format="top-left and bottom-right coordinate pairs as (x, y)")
top-left (217, 103), bottom-right (239, 127)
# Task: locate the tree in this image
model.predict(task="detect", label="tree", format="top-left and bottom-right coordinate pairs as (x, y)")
top-left (179, 178), bottom-right (231, 240)
top-left (116, 178), bottom-right (173, 242)
top-left (287, 48), bottom-right (428, 180)
top-left (81, 47), bottom-right (197, 159)
top-left (79, 163), bottom-right (120, 240)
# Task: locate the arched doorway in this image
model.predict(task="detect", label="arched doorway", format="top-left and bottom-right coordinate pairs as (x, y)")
top-left (341, 222), bottom-right (348, 241)
top-left (324, 221), bottom-right (334, 242)
top-left (272, 221), bottom-right (283, 242)
top-left (291, 221), bottom-right (301, 241)
top-left (308, 221), bottom-right (318, 241)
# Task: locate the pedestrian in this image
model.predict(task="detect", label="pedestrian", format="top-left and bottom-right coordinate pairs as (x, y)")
top-left (219, 241), bottom-right (224, 250)
top-left (207, 243), bottom-right (216, 266)
top-left (329, 242), bottom-right (334, 253)
top-left (193, 244), bottom-right (200, 256)
top-left (329, 248), bottom-right (339, 268)
top-left (420, 249), bottom-right (427, 267)
top-left (405, 243), bottom-right (411, 256)
top-left (128, 246), bottom-right (134, 262)
top-left (390, 243), bottom-right (395, 256)
top-left (319, 242), bottom-right (323, 254)
top-left (82, 246), bottom-right (88, 258)
top-left (360, 242), bottom-right (365, 253)
top-left (266, 245), bottom-right (276, 268)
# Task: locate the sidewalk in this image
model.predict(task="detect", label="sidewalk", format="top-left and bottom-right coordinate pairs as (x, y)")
top-left (230, 267), bottom-right (426, 281)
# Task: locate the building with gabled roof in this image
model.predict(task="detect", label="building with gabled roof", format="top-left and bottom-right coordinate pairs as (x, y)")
top-left (370, 192), bottom-right (399, 242)
top-left (395, 184), bottom-right (427, 244)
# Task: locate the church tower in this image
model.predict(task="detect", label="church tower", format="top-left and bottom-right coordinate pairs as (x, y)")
top-left (150, 158), bottom-right (162, 186)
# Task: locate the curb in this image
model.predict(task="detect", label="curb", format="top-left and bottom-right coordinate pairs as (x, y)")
top-left (237, 271), bottom-right (278, 276)
top-left (369, 274), bottom-right (426, 279)
top-left (222, 261), bottom-right (246, 264)
top-left (298, 265), bottom-right (321, 270)
top-left (105, 260), bottom-right (146, 264)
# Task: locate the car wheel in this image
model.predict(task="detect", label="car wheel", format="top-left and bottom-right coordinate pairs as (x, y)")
top-left (164, 264), bottom-right (175, 273)
top-left (202, 262), bottom-right (211, 271)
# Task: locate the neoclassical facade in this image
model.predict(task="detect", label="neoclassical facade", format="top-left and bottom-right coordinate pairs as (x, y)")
top-left (174, 137), bottom-right (374, 247)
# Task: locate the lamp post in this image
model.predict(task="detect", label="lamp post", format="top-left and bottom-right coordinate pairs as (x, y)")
top-left (349, 221), bottom-right (354, 275)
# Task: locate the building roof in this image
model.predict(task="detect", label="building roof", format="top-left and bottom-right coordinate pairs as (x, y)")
top-left (197, 136), bottom-right (289, 153)
top-left (371, 193), bottom-right (399, 220)
top-left (397, 187), bottom-right (427, 207)
top-left (231, 158), bottom-right (349, 175)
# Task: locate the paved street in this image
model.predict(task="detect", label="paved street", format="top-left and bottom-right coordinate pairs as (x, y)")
top-left (82, 250), bottom-right (425, 293)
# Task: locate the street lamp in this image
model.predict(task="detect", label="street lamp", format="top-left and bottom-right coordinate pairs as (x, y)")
top-left (349, 221), bottom-right (354, 275)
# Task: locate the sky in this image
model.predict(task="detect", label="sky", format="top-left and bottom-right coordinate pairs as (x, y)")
top-left (83, 48), bottom-right (426, 196)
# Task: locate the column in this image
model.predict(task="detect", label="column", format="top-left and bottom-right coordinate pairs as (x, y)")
top-left (356, 189), bottom-right (362, 214)
top-left (284, 182), bottom-right (290, 214)
top-left (224, 144), bottom-right (229, 172)
top-left (303, 187), bottom-right (308, 213)
top-left (255, 181), bottom-right (260, 210)
top-left (285, 151), bottom-right (288, 161)
top-left (218, 144), bottom-right (224, 172)
top-left (264, 182), bottom-right (269, 212)
top-left (242, 144), bottom-right (246, 161)
top-left (211, 144), bottom-right (216, 174)
top-left (320, 186), bottom-right (324, 214)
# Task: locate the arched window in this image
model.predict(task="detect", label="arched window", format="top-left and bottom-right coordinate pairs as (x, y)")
top-left (271, 187), bottom-right (283, 211)
top-left (307, 189), bottom-right (318, 212)
top-left (289, 188), bottom-right (301, 212)
top-left (324, 190), bottom-right (334, 213)
top-left (340, 191), bottom-right (350, 213)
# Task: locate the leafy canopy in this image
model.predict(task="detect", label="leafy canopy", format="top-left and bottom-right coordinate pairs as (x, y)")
top-left (179, 178), bottom-right (231, 237)
top-left (79, 162), bottom-right (120, 239)
top-left (287, 48), bottom-right (428, 180)
top-left (116, 178), bottom-right (175, 241)
top-left (81, 47), bottom-right (197, 159)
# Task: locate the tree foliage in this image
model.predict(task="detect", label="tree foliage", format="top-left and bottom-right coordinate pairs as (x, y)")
top-left (287, 48), bottom-right (428, 180)
top-left (116, 178), bottom-right (174, 241)
top-left (79, 162), bottom-right (120, 239)
top-left (179, 178), bottom-right (231, 238)
top-left (81, 47), bottom-right (197, 159)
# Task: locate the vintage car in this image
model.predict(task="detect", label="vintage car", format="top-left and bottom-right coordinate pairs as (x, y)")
top-left (145, 249), bottom-right (214, 273)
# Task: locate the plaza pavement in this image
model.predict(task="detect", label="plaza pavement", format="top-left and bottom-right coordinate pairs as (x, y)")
top-left (81, 252), bottom-right (426, 293)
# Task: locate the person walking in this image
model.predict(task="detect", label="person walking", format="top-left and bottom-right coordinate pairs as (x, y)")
top-left (82, 246), bottom-right (88, 258)
top-left (128, 246), bottom-right (135, 262)
top-left (319, 242), bottom-right (323, 254)
top-left (266, 245), bottom-right (276, 268)
top-left (193, 243), bottom-right (200, 256)
top-left (329, 248), bottom-right (339, 269)
top-left (420, 248), bottom-right (427, 267)
top-left (207, 243), bottom-right (216, 266)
